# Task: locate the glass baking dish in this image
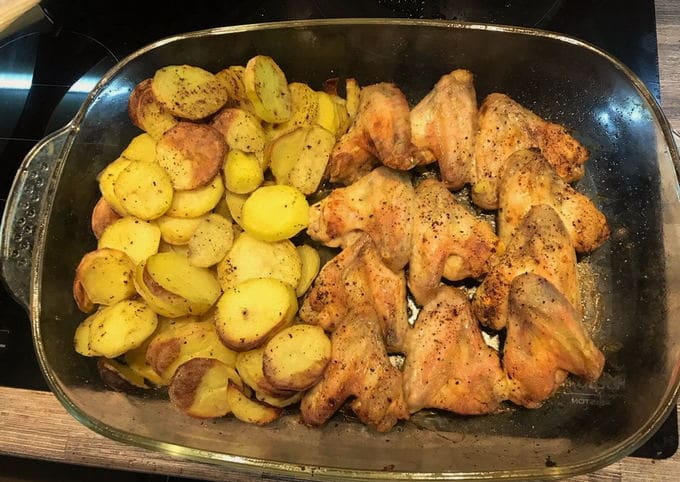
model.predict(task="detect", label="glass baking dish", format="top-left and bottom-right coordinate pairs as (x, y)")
top-left (1, 19), bottom-right (679, 480)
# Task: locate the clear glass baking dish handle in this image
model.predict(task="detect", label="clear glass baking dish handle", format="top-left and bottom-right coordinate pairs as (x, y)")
top-left (0, 125), bottom-right (72, 309)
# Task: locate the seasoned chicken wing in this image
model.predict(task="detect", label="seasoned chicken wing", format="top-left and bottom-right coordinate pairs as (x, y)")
top-left (408, 179), bottom-right (497, 306)
top-left (300, 309), bottom-right (409, 432)
top-left (328, 83), bottom-right (426, 184)
top-left (472, 93), bottom-right (589, 209)
top-left (308, 166), bottom-right (415, 271)
top-left (505, 273), bottom-right (605, 408)
top-left (472, 204), bottom-right (579, 330)
top-left (299, 234), bottom-right (409, 352)
top-left (498, 149), bottom-right (609, 253)
top-left (402, 286), bottom-right (508, 415)
top-left (410, 69), bottom-right (478, 190)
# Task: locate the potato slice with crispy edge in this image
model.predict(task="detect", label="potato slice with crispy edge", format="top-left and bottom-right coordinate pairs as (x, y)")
top-left (223, 149), bottom-right (263, 194)
top-left (227, 381), bottom-right (282, 425)
top-left (98, 157), bottom-right (131, 216)
top-left (169, 358), bottom-right (241, 418)
top-left (74, 248), bottom-right (135, 310)
top-left (152, 65), bottom-right (228, 120)
top-left (286, 125), bottom-right (335, 195)
top-left (216, 232), bottom-right (301, 291)
top-left (295, 245), bottom-right (321, 297)
top-left (91, 197), bottom-right (121, 239)
top-left (97, 358), bottom-right (149, 391)
top-left (187, 214), bottom-right (234, 268)
top-left (128, 78), bottom-right (178, 140)
top-left (225, 190), bottom-right (248, 227)
top-left (74, 312), bottom-right (101, 356)
top-left (265, 82), bottom-right (319, 140)
top-left (166, 174), bottom-right (224, 218)
top-left (145, 252), bottom-right (222, 316)
top-left (236, 347), bottom-right (296, 398)
top-left (156, 122), bottom-right (226, 190)
top-left (211, 108), bottom-right (266, 153)
top-left (145, 319), bottom-right (237, 382)
top-left (241, 185), bottom-right (309, 242)
top-left (121, 133), bottom-right (157, 163)
top-left (134, 260), bottom-right (190, 318)
top-left (215, 278), bottom-right (297, 351)
top-left (243, 55), bottom-right (292, 123)
top-left (88, 299), bottom-right (158, 359)
top-left (115, 161), bottom-right (174, 220)
top-left (268, 127), bottom-right (307, 185)
top-left (263, 324), bottom-right (331, 391)
top-left (255, 390), bottom-right (302, 409)
top-left (156, 215), bottom-right (207, 246)
top-left (124, 333), bottom-right (167, 387)
top-left (98, 217), bottom-right (160, 265)
top-left (215, 66), bottom-right (253, 111)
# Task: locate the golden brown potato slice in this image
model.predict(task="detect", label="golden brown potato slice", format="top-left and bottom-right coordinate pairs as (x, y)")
top-left (73, 276), bottom-right (94, 313)
top-left (115, 161), bottom-right (174, 220)
top-left (158, 240), bottom-right (190, 257)
top-left (156, 215), bottom-right (207, 245)
top-left (88, 299), bottom-right (158, 359)
top-left (91, 197), bottom-right (121, 239)
top-left (241, 185), bottom-right (309, 242)
top-left (152, 65), bottom-right (228, 120)
top-left (315, 91), bottom-right (340, 136)
top-left (236, 347), bottom-right (295, 398)
top-left (255, 390), bottom-right (302, 409)
top-left (265, 82), bottom-right (319, 140)
top-left (263, 324), bottom-right (331, 391)
top-left (74, 312), bottom-right (101, 356)
top-left (145, 319), bottom-right (237, 382)
top-left (295, 245), bottom-right (321, 297)
top-left (128, 78), bottom-right (178, 140)
top-left (223, 150), bottom-right (263, 194)
top-left (285, 125), bottom-right (335, 195)
top-left (215, 278), bottom-right (297, 351)
top-left (121, 133), bottom-right (157, 163)
top-left (98, 157), bottom-right (131, 216)
top-left (124, 335), bottom-right (167, 387)
top-left (226, 381), bottom-right (282, 425)
top-left (97, 217), bottom-right (161, 265)
top-left (187, 214), bottom-right (234, 268)
top-left (169, 358), bottom-right (241, 418)
top-left (215, 65), bottom-right (253, 110)
top-left (225, 190), bottom-right (249, 227)
top-left (144, 252), bottom-right (222, 316)
top-left (216, 232), bottom-right (301, 290)
top-left (243, 55), bottom-right (292, 123)
top-left (97, 358), bottom-right (149, 391)
top-left (211, 108), bottom-right (266, 153)
top-left (166, 174), bottom-right (224, 218)
top-left (73, 248), bottom-right (135, 311)
top-left (134, 261), bottom-right (190, 318)
top-left (268, 127), bottom-right (307, 184)
top-left (156, 122), bottom-right (226, 190)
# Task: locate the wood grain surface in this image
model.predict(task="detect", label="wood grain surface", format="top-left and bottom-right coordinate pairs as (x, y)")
top-left (1, 1), bottom-right (679, 480)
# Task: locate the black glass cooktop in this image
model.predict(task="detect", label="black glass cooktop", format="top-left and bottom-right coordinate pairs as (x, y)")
top-left (0, 0), bottom-right (674, 461)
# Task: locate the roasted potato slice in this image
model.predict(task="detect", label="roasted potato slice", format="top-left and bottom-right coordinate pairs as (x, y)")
top-left (88, 299), bottom-right (158, 359)
top-left (315, 91), bottom-right (340, 136)
top-left (215, 65), bottom-right (253, 110)
top-left (223, 150), bottom-right (263, 194)
top-left (115, 161), bottom-right (174, 220)
top-left (98, 157), bottom-right (131, 216)
top-left (152, 65), bottom-right (228, 120)
top-left (156, 215), bottom-right (207, 245)
top-left (121, 133), bottom-right (157, 163)
top-left (215, 278), bottom-right (297, 351)
top-left (74, 312), bottom-right (101, 356)
top-left (216, 232), bottom-right (301, 290)
top-left (295, 245), bottom-right (321, 297)
top-left (91, 197), bottom-right (121, 239)
top-left (145, 319), bottom-right (237, 382)
top-left (211, 108), bottom-right (266, 153)
top-left (166, 174), bottom-right (224, 218)
top-left (97, 358), bottom-right (149, 391)
top-left (98, 217), bottom-right (161, 264)
top-left (156, 122), bottom-right (226, 190)
top-left (73, 248), bottom-right (135, 310)
top-left (268, 127), bottom-right (306, 185)
top-left (225, 190), bottom-right (249, 227)
top-left (227, 381), bottom-right (282, 425)
top-left (128, 78), bottom-right (178, 140)
top-left (236, 348), bottom-right (295, 398)
top-left (243, 55), bottom-right (292, 123)
top-left (124, 335), bottom-right (167, 387)
top-left (158, 240), bottom-right (190, 257)
top-left (255, 390), bottom-right (302, 409)
top-left (144, 252), bottom-right (222, 316)
top-left (187, 214), bottom-right (234, 268)
top-left (263, 324), bottom-right (331, 391)
top-left (241, 185), bottom-right (309, 242)
top-left (134, 261), bottom-right (190, 318)
top-left (169, 358), bottom-right (241, 418)
top-left (285, 125), bottom-right (335, 195)
top-left (266, 82), bottom-right (319, 140)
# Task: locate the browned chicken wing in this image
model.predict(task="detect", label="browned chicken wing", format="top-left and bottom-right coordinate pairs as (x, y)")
top-left (408, 178), bottom-right (498, 306)
top-left (472, 93), bottom-right (589, 209)
top-left (472, 204), bottom-right (579, 330)
top-left (300, 309), bottom-right (409, 432)
top-left (299, 234), bottom-right (409, 352)
top-left (410, 69), bottom-right (478, 190)
top-left (328, 83), bottom-right (426, 184)
top-left (308, 166), bottom-right (416, 271)
top-left (504, 273), bottom-right (605, 408)
top-left (402, 286), bottom-right (508, 415)
top-left (498, 149), bottom-right (609, 253)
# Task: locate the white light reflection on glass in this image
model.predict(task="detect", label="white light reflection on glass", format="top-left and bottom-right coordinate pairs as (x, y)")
top-left (0, 72), bottom-right (32, 90)
top-left (69, 75), bottom-right (100, 94)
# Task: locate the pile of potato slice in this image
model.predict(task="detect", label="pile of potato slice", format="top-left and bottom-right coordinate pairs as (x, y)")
top-left (73, 55), bottom-right (353, 423)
